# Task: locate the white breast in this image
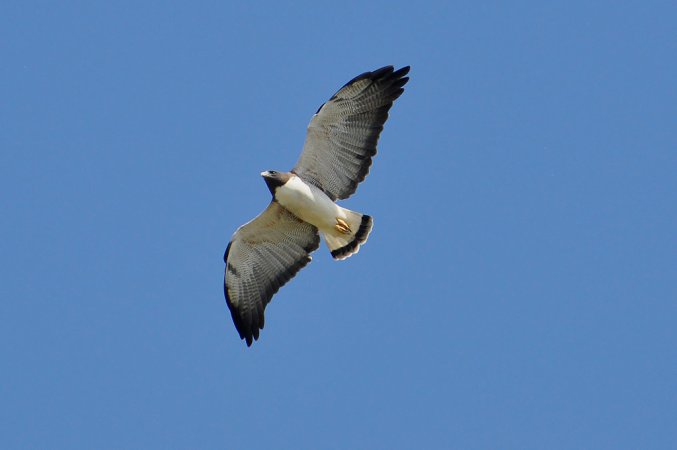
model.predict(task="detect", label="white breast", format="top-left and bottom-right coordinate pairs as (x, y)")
top-left (275, 176), bottom-right (339, 229)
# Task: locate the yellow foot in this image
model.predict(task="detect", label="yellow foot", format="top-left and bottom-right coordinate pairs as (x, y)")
top-left (335, 218), bottom-right (352, 234)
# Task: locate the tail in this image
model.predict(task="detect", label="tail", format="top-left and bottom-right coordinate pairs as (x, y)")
top-left (321, 208), bottom-right (374, 260)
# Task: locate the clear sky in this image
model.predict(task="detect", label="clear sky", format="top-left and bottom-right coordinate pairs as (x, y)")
top-left (1, 1), bottom-right (676, 449)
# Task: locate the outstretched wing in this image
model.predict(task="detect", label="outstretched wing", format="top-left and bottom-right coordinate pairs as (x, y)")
top-left (224, 202), bottom-right (320, 346)
top-left (292, 65), bottom-right (410, 200)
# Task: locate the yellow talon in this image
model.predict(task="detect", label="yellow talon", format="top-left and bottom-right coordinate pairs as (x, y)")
top-left (335, 218), bottom-right (352, 234)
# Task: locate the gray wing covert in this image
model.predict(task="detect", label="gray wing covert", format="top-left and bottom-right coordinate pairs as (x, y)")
top-left (292, 65), bottom-right (410, 200)
top-left (224, 202), bottom-right (320, 346)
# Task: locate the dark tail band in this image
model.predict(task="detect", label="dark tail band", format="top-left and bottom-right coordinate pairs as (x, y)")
top-left (331, 215), bottom-right (373, 260)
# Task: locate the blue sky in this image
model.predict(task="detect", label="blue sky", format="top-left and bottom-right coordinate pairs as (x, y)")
top-left (1, 1), bottom-right (676, 449)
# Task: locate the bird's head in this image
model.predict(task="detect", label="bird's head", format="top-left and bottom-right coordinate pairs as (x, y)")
top-left (261, 170), bottom-right (290, 195)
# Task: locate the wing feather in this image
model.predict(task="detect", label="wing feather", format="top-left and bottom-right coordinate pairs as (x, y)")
top-left (223, 202), bottom-right (320, 346)
top-left (293, 65), bottom-right (410, 200)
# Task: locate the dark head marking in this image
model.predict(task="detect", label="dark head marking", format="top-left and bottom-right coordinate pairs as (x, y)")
top-left (261, 170), bottom-right (291, 195)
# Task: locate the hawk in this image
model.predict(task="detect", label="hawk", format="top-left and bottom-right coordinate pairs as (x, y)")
top-left (224, 65), bottom-right (410, 346)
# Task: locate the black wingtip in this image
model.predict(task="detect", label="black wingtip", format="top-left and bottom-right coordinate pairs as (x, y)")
top-left (341, 66), bottom-right (393, 89)
top-left (316, 65), bottom-right (410, 114)
top-left (392, 66), bottom-right (411, 78)
top-left (342, 65), bottom-right (410, 89)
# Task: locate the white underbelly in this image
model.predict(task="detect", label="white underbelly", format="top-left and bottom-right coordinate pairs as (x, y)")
top-left (275, 176), bottom-right (340, 229)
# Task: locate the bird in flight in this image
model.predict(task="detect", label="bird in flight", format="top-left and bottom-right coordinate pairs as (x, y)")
top-left (224, 65), bottom-right (410, 346)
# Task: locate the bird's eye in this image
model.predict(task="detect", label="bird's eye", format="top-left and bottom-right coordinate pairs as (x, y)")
top-left (269, 171), bottom-right (277, 175)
